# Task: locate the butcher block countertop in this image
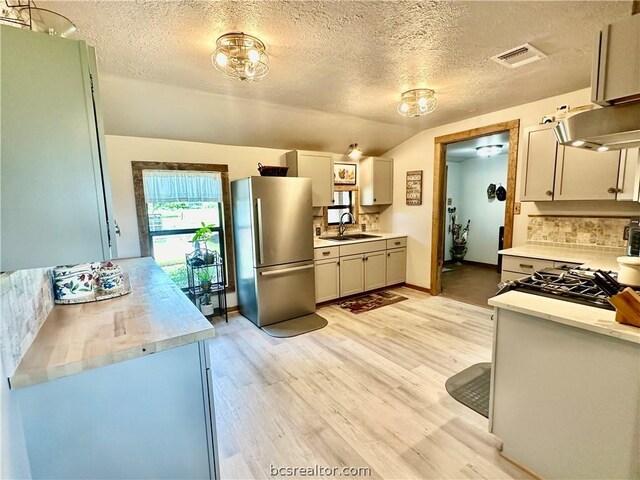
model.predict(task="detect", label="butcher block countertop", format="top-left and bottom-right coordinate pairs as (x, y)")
top-left (10, 257), bottom-right (215, 389)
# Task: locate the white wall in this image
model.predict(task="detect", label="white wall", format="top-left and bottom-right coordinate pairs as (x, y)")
top-left (100, 75), bottom-right (415, 157)
top-left (380, 88), bottom-right (640, 290)
top-left (446, 154), bottom-right (508, 265)
top-left (443, 162), bottom-right (461, 262)
top-left (105, 135), bottom-right (293, 307)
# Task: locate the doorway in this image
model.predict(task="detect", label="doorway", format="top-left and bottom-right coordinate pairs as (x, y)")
top-left (430, 120), bottom-right (520, 305)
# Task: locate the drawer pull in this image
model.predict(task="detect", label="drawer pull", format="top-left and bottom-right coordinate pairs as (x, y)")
top-left (322, 251), bottom-right (330, 256)
top-left (394, 241), bottom-right (401, 245)
top-left (520, 263), bottom-right (534, 269)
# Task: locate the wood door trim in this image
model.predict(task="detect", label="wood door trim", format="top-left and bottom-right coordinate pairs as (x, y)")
top-left (430, 120), bottom-right (520, 296)
top-left (131, 161), bottom-right (236, 293)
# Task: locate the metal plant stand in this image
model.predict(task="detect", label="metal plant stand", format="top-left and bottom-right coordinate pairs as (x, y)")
top-left (186, 245), bottom-right (228, 323)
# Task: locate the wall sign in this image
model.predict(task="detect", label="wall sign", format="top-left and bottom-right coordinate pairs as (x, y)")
top-left (334, 163), bottom-right (357, 185)
top-left (406, 170), bottom-right (423, 205)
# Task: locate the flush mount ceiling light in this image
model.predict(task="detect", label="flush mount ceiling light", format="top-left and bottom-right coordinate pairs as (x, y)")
top-left (476, 145), bottom-right (504, 157)
top-left (347, 143), bottom-right (362, 160)
top-left (397, 89), bottom-right (437, 118)
top-left (211, 32), bottom-right (269, 82)
top-left (1, 1), bottom-right (76, 37)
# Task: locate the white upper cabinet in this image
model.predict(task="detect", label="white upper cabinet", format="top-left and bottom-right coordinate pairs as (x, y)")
top-left (520, 125), bottom-right (558, 201)
top-left (592, 14), bottom-right (640, 106)
top-left (360, 157), bottom-right (393, 205)
top-left (285, 150), bottom-right (334, 207)
top-left (554, 147), bottom-right (621, 200)
top-left (520, 123), bottom-right (635, 202)
top-left (617, 148), bottom-right (640, 202)
top-left (1, 26), bottom-right (117, 271)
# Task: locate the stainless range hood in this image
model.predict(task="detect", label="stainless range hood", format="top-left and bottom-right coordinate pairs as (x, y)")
top-left (554, 102), bottom-right (640, 151)
top-left (555, 13), bottom-right (640, 151)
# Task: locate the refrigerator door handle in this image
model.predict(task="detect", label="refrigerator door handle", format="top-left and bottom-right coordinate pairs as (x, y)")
top-left (255, 198), bottom-right (264, 265)
top-left (259, 264), bottom-right (314, 276)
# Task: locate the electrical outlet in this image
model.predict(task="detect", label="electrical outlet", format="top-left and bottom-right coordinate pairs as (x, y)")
top-left (361, 224), bottom-right (366, 232)
top-left (447, 198), bottom-right (452, 206)
top-left (514, 202), bottom-right (521, 215)
top-left (315, 226), bottom-right (321, 236)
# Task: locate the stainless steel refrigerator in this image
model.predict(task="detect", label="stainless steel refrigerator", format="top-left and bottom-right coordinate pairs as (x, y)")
top-left (231, 176), bottom-right (315, 327)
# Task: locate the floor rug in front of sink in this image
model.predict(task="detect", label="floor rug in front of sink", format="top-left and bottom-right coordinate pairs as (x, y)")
top-left (338, 291), bottom-right (407, 314)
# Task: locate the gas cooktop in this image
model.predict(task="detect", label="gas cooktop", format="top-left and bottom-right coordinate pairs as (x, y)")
top-left (500, 266), bottom-right (622, 310)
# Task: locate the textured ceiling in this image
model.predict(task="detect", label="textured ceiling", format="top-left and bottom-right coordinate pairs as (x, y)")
top-left (446, 132), bottom-right (510, 162)
top-left (41, 1), bottom-right (632, 132)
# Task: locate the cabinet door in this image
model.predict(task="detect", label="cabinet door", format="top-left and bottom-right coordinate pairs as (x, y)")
top-left (364, 251), bottom-right (386, 291)
top-left (372, 158), bottom-right (393, 205)
top-left (314, 258), bottom-right (340, 303)
top-left (616, 148), bottom-right (640, 201)
top-left (520, 126), bottom-right (557, 201)
top-left (386, 248), bottom-right (407, 286)
top-left (298, 153), bottom-right (334, 207)
top-left (339, 254), bottom-right (364, 297)
top-left (554, 147), bottom-right (621, 200)
top-left (0, 26), bottom-right (111, 271)
top-left (592, 14), bottom-right (640, 105)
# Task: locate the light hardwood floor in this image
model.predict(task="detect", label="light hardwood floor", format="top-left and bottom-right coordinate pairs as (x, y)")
top-left (209, 287), bottom-right (530, 479)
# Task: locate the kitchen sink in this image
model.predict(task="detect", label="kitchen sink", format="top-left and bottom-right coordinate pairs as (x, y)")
top-left (320, 234), bottom-right (381, 242)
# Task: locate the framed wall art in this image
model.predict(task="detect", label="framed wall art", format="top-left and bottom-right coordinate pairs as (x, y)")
top-left (406, 170), bottom-right (423, 205)
top-left (334, 163), bottom-right (357, 185)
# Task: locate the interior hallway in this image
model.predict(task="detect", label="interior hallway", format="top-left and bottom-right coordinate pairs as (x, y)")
top-left (441, 263), bottom-right (502, 308)
top-left (209, 288), bottom-right (529, 479)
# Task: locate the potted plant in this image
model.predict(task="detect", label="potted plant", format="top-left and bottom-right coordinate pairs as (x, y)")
top-left (197, 268), bottom-right (213, 292)
top-left (449, 210), bottom-right (471, 263)
top-left (200, 293), bottom-right (214, 316)
top-left (191, 222), bottom-right (216, 251)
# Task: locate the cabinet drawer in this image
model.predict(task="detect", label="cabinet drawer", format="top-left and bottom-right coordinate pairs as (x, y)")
top-left (553, 261), bottom-right (581, 269)
top-left (314, 246), bottom-right (340, 259)
top-left (502, 255), bottom-right (554, 274)
top-left (501, 270), bottom-right (527, 282)
top-left (339, 240), bottom-right (387, 256)
top-left (386, 237), bottom-right (407, 249)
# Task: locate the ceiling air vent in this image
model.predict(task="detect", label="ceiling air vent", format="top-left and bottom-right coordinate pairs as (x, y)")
top-left (491, 43), bottom-right (547, 69)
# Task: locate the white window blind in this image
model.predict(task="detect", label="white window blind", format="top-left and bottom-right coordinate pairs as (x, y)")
top-left (142, 170), bottom-right (223, 203)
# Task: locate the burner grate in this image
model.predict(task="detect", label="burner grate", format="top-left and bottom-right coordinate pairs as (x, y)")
top-left (511, 266), bottom-right (616, 310)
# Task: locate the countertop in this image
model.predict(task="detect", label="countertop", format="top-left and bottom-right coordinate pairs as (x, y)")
top-left (10, 257), bottom-right (215, 389)
top-left (499, 244), bottom-right (624, 271)
top-left (489, 291), bottom-right (640, 344)
top-left (314, 232), bottom-right (406, 248)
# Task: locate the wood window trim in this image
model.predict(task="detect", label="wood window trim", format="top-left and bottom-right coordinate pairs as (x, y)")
top-left (430, 120), bottom-right (520, 296)
top-left (131, 161), bottom-right (236, 293)
top-left (323, 186), bottom-right (360, 228)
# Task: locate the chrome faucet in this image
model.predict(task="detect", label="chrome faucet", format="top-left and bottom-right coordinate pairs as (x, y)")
top-left (338, 212), bottom-right (355, 237)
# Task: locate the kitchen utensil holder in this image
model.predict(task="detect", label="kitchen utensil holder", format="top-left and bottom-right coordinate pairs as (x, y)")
top-left (609, 288), bottom-right (640, 328)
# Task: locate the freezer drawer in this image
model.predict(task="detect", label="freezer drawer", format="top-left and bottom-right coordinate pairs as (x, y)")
top-left (255, 261), bottom-right (315, 326)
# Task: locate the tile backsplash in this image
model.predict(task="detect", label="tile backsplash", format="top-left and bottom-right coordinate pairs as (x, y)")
top-left (526, 216), bottom-right (628, 251)
top-left (313, 213), bottom-right (380, 235)
top-left (0, 268), bottom-right (53, 376)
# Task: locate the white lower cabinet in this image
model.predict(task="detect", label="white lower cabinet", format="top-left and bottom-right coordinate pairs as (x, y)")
top-left (315, 237), bottom-right (407, 303)
top-left (314, 258), bottom-right (340, 303)
top-left (364, 251), bottom-right (387, 290)
top-left (386, 248), bottom-right (407, 286)
top-left (339, 254), bottom-right (365, 297)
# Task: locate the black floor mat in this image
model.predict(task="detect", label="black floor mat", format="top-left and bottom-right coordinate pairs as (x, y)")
top-left (445, 362), bottom-right (491, 418)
